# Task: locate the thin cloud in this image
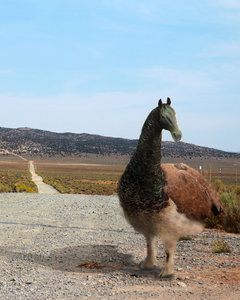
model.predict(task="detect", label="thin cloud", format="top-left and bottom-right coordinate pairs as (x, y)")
top-left (199, 41), bottom-right (240, 58)
top-left (130, 63), bottom-right (240, 97)
top-left (140, 66), bottom-right (216, 89)
top-left (211, 0), bottom-right (240, 9)
top-left (210, 0), bottom-right (240, 24)
top-left (63, 74), bottom-right (94, 89)
top-left (0, 69), bottom-right (14, 74)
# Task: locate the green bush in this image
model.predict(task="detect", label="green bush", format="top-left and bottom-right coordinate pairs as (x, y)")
top-left (205, 182), bottom-right (240, 233)
top-left (219, 194), bottom-right (240, 233)
top-left (213, 179), bottom-right (226, 193)
top-left (220, 191), bottom-right (238, 206)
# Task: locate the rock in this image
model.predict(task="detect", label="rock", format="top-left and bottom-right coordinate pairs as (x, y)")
top-left (177, 276), bottom-right (183, 280)
top-left (177, 282), bottom-right (187, 288)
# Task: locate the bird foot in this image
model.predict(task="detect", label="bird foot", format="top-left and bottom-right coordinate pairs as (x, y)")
top-left (139, 259), bottom-right (155, 270)
top-left (159, 266), bottom-right (174, 279)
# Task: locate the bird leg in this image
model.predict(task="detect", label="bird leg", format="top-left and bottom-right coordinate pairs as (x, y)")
top-left (160, 238), bottom-right (177, 278)
top-left (140, 234), bottom-right (156, 269)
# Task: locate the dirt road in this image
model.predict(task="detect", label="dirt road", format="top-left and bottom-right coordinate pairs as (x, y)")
top-left (0, 193), bottom-right (239, 299)
top-left (29, 161), bottom-right (59, 194)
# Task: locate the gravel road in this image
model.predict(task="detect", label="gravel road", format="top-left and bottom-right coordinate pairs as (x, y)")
top-left (0, 193), bottom-right (239, 299)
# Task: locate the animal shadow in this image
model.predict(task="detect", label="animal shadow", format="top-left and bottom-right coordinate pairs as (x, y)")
top-left (0, 244), bottom-right (161, 278)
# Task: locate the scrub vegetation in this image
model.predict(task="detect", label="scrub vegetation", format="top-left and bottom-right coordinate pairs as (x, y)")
top-left (35, 161), bottom-right (240, 234)
top-left (205, 179), bottom-right (240, 233)
top-left (0, 161), bottom-right (38, 193)
top-left (211, 237), bottom-right (232, 253)
top-left (35, 162), bottom-right (124, 195)
top-left (1, 158), bottom-right (240, 233)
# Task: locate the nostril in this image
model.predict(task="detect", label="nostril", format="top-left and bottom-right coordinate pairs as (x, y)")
top-left (171, 131), bottom-right (182, 142)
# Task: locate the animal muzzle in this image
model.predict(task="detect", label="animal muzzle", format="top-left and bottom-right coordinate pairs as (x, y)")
top-left (171, 130), bottom-right (182, 142)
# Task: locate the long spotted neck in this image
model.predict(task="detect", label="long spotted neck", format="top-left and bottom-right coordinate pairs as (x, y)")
top-left (134, 107), bottom-right (162, 170)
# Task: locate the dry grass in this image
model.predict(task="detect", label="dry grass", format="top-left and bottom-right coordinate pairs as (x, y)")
top-left (34, 160), bottom-right (240, 234)
top-left (211, 237), bottom-right (232, 253)
top-left (0, 160), bottom-right (38, 193)
top-left (35, 161), bottom-right (125, 195)
top-left (163, 157), bottom-right (240, 186)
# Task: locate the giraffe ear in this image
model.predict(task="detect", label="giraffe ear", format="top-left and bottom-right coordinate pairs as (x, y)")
top-left (167, 97), bottom-right (171, 105)
top-left (158, 99), bottom-right (163, 108)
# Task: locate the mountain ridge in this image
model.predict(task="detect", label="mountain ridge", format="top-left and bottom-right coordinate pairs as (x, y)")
top-left (0, 126), bottom-right (239, 159)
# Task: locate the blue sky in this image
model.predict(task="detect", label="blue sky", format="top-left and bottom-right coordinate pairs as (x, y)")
top-left (0, 0), bottom-right (239, 152)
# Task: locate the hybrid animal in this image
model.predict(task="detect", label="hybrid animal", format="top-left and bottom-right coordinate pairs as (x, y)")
top-left (118, 98), bottom-right (203, 278)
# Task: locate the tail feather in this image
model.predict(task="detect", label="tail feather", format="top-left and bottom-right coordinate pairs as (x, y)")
top-left (174, 212), bottom-right (203, 237)
top-left (160, 199), bottom-right (204, 239)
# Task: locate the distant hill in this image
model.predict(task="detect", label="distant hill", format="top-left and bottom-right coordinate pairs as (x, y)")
top-left (0, 126), bottom-right (239, 160)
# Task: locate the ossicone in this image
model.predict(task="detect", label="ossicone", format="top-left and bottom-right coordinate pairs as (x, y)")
top-left (158, 99), bottom-right (162, 108)
top-left (167, 97), bottom-right (171, 105)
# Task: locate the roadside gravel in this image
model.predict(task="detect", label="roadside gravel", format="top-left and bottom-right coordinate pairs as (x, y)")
top-left (0, 193), bottom-right (239, 299)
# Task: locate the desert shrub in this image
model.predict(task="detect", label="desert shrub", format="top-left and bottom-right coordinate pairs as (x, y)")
top-left (0, 183), bottom-right (8, 192)
top-left (219, 192), bottom-right (240, 233)
top-left (220, 191), bottom-right (238, 206)
top-left (205, 182), bottom-right (240, 233)
top-left (211, 238), bottom-right (231, 253)
top-left (204, 216), bottom-right (222, 229)
top-left (0, 169), bottom-right (38, 193)
top-left (14, 183), bottom-right (35, 193)
top-left (205, 192), bottom-right (240, 233)
top-left (39, 173), bottom-right (118, 195)
top-left (35, 162), bottom-right (123, 195)
top-left (213, 179), bottom-right (226, 193)
top-left (235, 185), bottom-right (240, 197)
